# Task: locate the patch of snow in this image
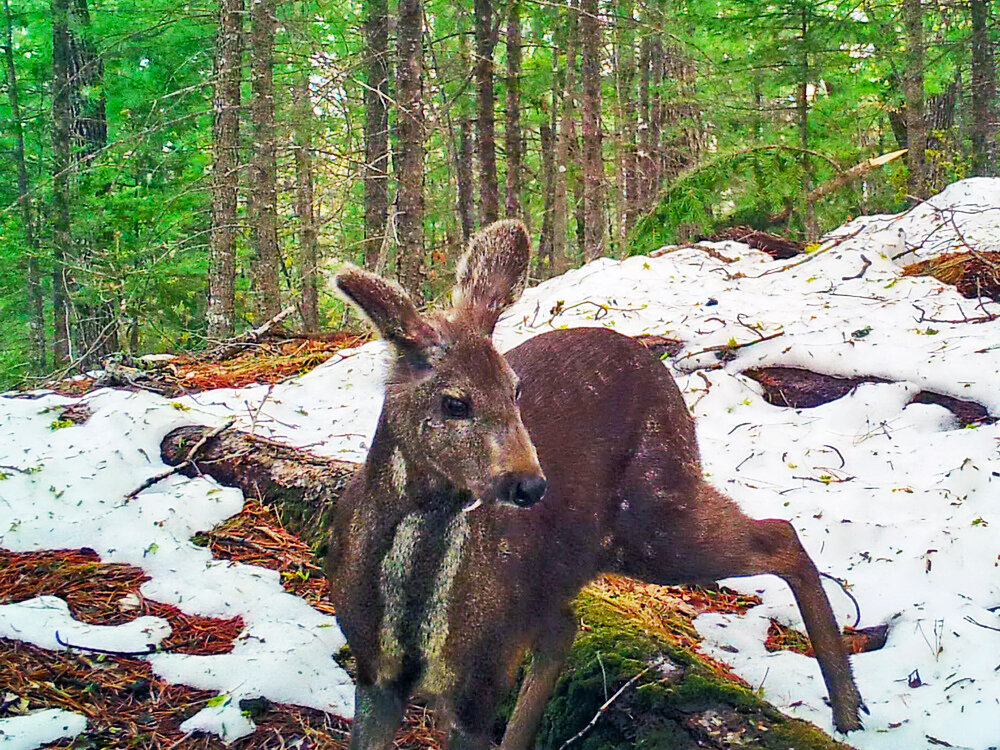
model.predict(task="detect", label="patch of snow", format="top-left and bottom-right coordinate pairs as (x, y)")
top-left (2, 178), bottom-right (1000, 748)
top-left (178, 698), bottom-right (256, 745)
top-left (0, 709), bottom-right (87, 748)
top-left (0, 595), bottom-right (170, 652)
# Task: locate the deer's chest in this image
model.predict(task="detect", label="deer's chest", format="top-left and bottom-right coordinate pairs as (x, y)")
top-left (375, 509), bottom-right (471, 693)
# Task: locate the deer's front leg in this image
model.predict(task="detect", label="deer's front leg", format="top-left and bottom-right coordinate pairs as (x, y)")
top-left (349, 681), bottom-right (407, 750)
top-left (500, 609), bottom-right (576, 750)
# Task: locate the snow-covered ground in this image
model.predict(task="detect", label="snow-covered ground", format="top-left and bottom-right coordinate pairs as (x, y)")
top-left (2, 178), bottom-right (1000, 749)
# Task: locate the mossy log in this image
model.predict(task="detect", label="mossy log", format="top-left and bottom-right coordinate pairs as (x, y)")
top-left (161, 425), bottom-right (851, 749)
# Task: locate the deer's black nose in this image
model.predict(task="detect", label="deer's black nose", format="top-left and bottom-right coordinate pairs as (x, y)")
top-left (497, 473), bottom-right (547, 507)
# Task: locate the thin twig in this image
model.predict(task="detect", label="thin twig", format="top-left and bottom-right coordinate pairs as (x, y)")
top-left (676, 331), bottom-right (785, 367)
top-left (964, 615), bottom-right (1000, 633)
top-left (820, 572), bottom-right (861, 629)
top-left (557, 667), bottom-right (651, 750)
top-left (123, 420), bottom-right (234, 500)
top-left (55, 630), bottom-right (158, 656)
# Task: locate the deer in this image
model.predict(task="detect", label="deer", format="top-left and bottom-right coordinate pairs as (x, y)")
top-left (325, 220), bottom-right (864, 750)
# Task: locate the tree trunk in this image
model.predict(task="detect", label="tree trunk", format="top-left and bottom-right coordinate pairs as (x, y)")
top-left (249, 0), bottom-right (282, 322)
top-left (552, 6), bottom-right (578, 272)
top-left (207, 0), bottom-right (243, 340)
top-left (67, 0), bottom-right (106, 157)
top-left (798, 7), bottom-right (816, 237)
top-left (4, 0), bottom-right (45, 369)
top-left (636, 29), bottom-right (651, 210)
top-left (474, 0), bottom-right (499, 225)
top-left (504, 0), bottom-right (522, 219)
top-left (157, 423), bottom-right (857, 750)
top-left (363, 0), bottom-right (390, 271)
top-left (51, 0), bottom-right (73, 365)
top-left (396, 0), bottom-right (425, 299)
top-left (457, 117), bottom-right (476, 243)
top-left (616, 0), bottom-right (637, 249)
top-left (537, 116), bottom-right (556, 275)
top-left (293, 72), bottom-right (319, 333)
top-left (903, 0), bottom-right (926, 197)
top-left (970, 0), bottom-right (996, 176)
top-left (580, 0), bottom-right (605, 261)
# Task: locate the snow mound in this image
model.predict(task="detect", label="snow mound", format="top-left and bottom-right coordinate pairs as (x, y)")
top-left (828, 177), bottom-right (1000, 264)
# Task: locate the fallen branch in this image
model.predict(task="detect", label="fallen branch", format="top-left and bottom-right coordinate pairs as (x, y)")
top-left (208, 305), bottom-right (298, 361)
top-left (676, 331), bottom-right (785, 368)
top-left (55, 630), bottom-right (158, 657)
top-left (557, 666), bottom-right (651, 750)
top-left (124, 420), bottom-right (234, 500)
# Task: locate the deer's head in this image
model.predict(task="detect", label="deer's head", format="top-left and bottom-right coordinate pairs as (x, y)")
top-left (337, 220), bottom-right (546, 508)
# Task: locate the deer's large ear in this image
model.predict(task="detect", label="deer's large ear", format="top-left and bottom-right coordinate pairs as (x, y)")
top-left (336, 267), bottom-right (441, 358)
top-left (451, 220), bottom-right (531, 335)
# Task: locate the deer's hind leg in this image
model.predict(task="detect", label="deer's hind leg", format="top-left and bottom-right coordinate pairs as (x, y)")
top-left (499, 608), bottom-right (576, 750)
top-left (612, 458), bottom-right (864, 734)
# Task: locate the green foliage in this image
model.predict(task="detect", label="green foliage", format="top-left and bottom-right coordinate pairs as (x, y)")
top-left (0, 0), bottom-right (993, 388)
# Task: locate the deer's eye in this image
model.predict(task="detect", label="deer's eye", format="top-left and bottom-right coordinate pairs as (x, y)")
top-left (442, 394), bottom-right (471, 419)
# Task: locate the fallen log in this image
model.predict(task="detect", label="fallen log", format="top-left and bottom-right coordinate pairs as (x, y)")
top-left (743, 367), bottom-right (996, 426)
top-left (161, 425), bottom-right (853, 749)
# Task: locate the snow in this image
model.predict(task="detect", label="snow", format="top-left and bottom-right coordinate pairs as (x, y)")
top-left (2, 177), bottom-right (1000, 748)
top-left (0, 709), bottom-right (87, 749)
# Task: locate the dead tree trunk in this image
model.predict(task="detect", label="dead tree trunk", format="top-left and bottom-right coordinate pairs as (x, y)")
top-left (249, 0), bottom-right (282, 322)
top-left (208, 0), bottom-right (243, 339)
top-left (970, 0), bottom-right (996, 176)
top-left (395, 0), bottom-right (425, 299)
top-left (552, 5), bottom-right (578, 273)
top-left (51, 0), bottom-right (73, 365)
top-left (580, 0), bottom-right (605, 261)
top-left (505, 0), bottom-right (523, 219)
top-left (363, 0), bottom-right (390, 271)
top-left (293, 71), bottom-right (319, 333)
top-left (474, 0), bottom-right (499, 225)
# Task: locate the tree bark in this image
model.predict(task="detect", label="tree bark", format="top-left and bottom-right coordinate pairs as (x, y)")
top-left (474, 0), bottom-right (499, 225)
top-left (903, 0), bottom-right (926, 197)
top-left (580, 0), bottom-right (605, 261)
top-left (51, 0), bottom-right (73, 365)
top-left (396, 0), bottom-right (425, 299)
top-left (207, 0), bottom-right (243, 340)
top-left (363, 0), bottom-right (390, 270)
top-left (553, 7), bottom-right (578, 271)
top-left (4, 0), bottom-right (45, 369)
top-left (249, 0), bottom-right (282, 322)
top-left (970, 0), bottom-right (996, 176)
top-left (616, 0), bottom-right (637, 249)
top-left (293, 72), bottom-right (320, 333)
top-left (537, 117), bottom-right (556, 275)
top-left (67, 0), bottom-right (106, 157)
top-left (504, 0), bottom-right (523, 219)
top-left (457, 117), bottom-right (476, 243)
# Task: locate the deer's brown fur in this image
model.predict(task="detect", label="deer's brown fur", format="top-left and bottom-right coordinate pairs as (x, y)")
top-left (326, 220), bottom-right (864, 750)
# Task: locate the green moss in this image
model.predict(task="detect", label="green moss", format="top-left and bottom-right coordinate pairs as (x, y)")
top-left (526, 593), bottom-right (848, 750)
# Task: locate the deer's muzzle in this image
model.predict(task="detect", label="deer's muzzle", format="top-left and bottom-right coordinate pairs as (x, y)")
top-left (494, 472), bottom-right (548, 508)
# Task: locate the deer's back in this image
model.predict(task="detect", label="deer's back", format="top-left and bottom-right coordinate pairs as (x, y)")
top-left (488, 327), bottom-right (703, 601)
